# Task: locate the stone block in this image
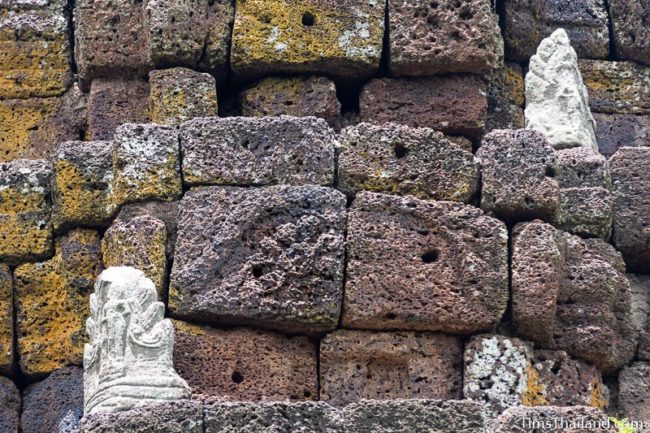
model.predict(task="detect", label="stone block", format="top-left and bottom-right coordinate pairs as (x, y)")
top-left (512, 221), bottom-right (636, 373)
top-left (115, 200), bottom-right (179, 258)
top-left (610, 147), bottom-right (650, 272)
top-left (112, 123), bottom-right (182, 206)
top-left (0, 85), bottom-right (87, 163)
top-left (149, 67), bottom-right (218, 126)
top-left (169, 185), bottom-right (346, 333)
top-left (580, 60), bottom-right (650, 114)
top-left (0, 7), bottom-right (72, 98)
top-left (102, 216), bottom-right (168, 297)
top-left (477, 129), bottom-right (559, 222)
top-left (180, 116), bottom-right (336, 187)
top-left (618, 362), bottom-right (650, 423)
top-left (320, 330), bottom-right (463, 406)
top-left (0, 159), bottom-right (53, 264)
top-left (0, 377), bottom-right (20, 433)
top-left (87, 78), bottom-right (150, 141)
top-left (240, 76), bottom-right (341, 129)
top-left (389, 0), bottom-right (503, 76)
top-left (0, 265), bottom-right (12, 374)
top-left (493, 406), bottom-right (615, 433)
top-left (593, 113), bottom-right (650, 158)
top-left (343, 192), bottom-right (508, 333)
top-left (230, 0), bottom-right (384, 79)
top-left (609, 0), bottom-right (650, 65)
top-left (51, 140), bottom-right (116, 231)
top-left (359, 76), bottom-right (488, 140)
top-left (80, 400), bottom-right (204, 433)
top-left (14, 229), bottom-right (102, 377)
top-left (486, 63), bottom-right (525, 132)
top-left (21, 366), bottom-right (83, 433)
top-left (174, 321), bottom-right (318, 401)
top-left (631, 275), bottom-right (650, 362)
top-left (338, 123), bottom-right (479, 202)
top-left (503, 0), bottom-right (610, 61)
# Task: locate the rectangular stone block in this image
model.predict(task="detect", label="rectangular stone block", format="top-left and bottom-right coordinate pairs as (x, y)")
top-left (174, 321), bottom-right (318, 401)
top-left (320, 330), bottom-right (463, 406)
top-left (389, 0), bottom-right (502, 76)
top-left (580, 60), bottom-right (650, 114)
top-left (15, 229), bottom-right (102, 377)
top-left (0, 377), bottom-right (20, 433)
top-left (115, 200), bottom-right (179, 258)
top-left (486, 63), bottom-right (526, 132)
top-left (343, 191), bottom-right (508, 333)
top-left (169, 185), bottom-right (346, 333)
top-left (359, 76), bottom-right (488, 140)
top-left (230, 0), bottom-right (384, 80)
top-left (0, 265), bottom-right (13, 374)
top-left (494, 406), bottom-right (614, 433)
top-left (609, 0), bottom-right (650, 65)
top-left (180, 116), bottom-right (336, 187)
top-left (593, 113), bottom-right (650, 158)
top-left (619, 362), bottom-right (650, 424)
top-left (630, 274), bottom-right (650, 362)
top-left (0, 159), bottom-right (53, 264)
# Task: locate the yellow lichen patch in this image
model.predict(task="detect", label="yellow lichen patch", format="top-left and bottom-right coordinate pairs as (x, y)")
top-left (14, 229), bottom-right (102, 377)
top-left (0, 265), bottom-right (13, 373)
top-left (0, 98), bottom-right (56, 162)
top-left (590, 375), bottom-right (607, 409)
top-left (522, 366), bottom-right (549, 407)
top-left (150, 82), bottom-right (218, 126)
top-left (504, 64), bottom-right (525, 106)
top-left (172, 319), bottom-right (206, 337)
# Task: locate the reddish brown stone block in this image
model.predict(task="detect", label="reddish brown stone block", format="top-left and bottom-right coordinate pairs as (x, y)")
top-left (593, 113), bottom-right (650, 158)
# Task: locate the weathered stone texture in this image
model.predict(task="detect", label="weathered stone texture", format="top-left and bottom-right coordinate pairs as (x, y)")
top-left (477, 129), bottom-right (559, 222)
top-left (618, 362), bottom-right (650, 423)
top-left (102, 216), bottom-right (168, 297)
top-left (149, 68), bottom-right (218, 126)
top-left (112, 123), bottom-right (182, 206)
top-left (610, 147), bottom-right (650, 273)
top-left (503, 0), bottom-right (610, 61)
top-left (512, 221), bottom-right (636, 373)
top-left (320, 330), bottom-right (463, 406)
top-left (338, 123), bottom-right (479, 202)
top-left (0, 159), bottom-right (53, 264)
top-left (0, 377), bottom-right (20, 433)
top-left (180, 116), bottom-right (336, 187)
top-left (115, 200), bottom-right (179, 258)
top-left (21, 366), bottom-right (83, 433)
top-left (580, 60), bottom-right (650, 114)
top-left (87, 78), bottom-right (150, 141)
top-left (493, 406), bottom-right (615, 433)
top-left (486, 63), bottom-right (525, 132)
top-left (0, 265), bottom-right (13, 373)
top-left (230, 0), bottom-right (384, 79)
top-left (609, 0), bottom-right (650, 65)
top-left (631, 274), bottom-right (650, 362)
top-left (174, 321), bottom-right (318, 401)
top-left (170, 186), bottom-right (346, 333)
top-left (389, 0), bottom-right (503, 76)
top-left (240, 76), bottom-right (341, 129)
top-left (14, 229), bottom-right (102, 377)
top-left (359, 76), bottom-right (488, 139)
top-left (594, 113), bottom-right (650, 158)
top-left (343, 192), bottom-right (508, 333)
top-left (52, 140), bottom-right (116, 231)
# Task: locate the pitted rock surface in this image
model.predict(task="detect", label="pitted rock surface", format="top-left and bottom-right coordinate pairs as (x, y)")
top-left (169, 185), bottom-right (346, 333)
top-left (594, 113), bottom-right (650, 157)
top-left (580, 60), bottom-right (650, 114)
top-left (493, 406), bottom-right (615, 433)
top-left (618, 362), bottom-right (650, 423)
top-left (115, 200), bottom-right (179, 259)
top-left (0, 265), bottom-right (13, 373)
top-left (486, 63), bottom-right (526, 132)
top-left (343, 192), bottom-right (508, 333)
top-left (609, 0), bottom-right (650, 65)
top-left (631, 275), bottom-right (650, 362)
top-left (0, 377), bottom-right (20, 433)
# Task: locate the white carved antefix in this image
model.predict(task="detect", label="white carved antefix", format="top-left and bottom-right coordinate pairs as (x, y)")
top-left (83, 266), bottom-right (190, 415)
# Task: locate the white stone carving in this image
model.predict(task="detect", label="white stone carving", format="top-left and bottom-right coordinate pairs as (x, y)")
top-left (525, 28), bottom-right (598, 151)
top-left (83, 266), bottom-right (190, 415)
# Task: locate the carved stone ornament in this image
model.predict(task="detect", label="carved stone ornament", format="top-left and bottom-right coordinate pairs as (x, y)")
top-left (83, 266), bottom-right (190, 415)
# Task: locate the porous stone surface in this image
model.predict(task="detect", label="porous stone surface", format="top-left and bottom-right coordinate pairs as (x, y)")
top-left (343, 192), bottom-right (508, 333)
top-left (0, 377), bottom-right (20, 433)
top-left (609, 0), bottom-right (650, 65)
top-left (240, 76), bottom-right (341, 129)
top-left (174, 321), bottom-right (318, 401)
top-left (503, 0), bottom-right (610, 61)
top-left (580, 60), bottom-right (650, 114)
top-left (230, 0), bottom-right (384, 79)
top-left (80, 400), bottom-right (203, 433)
top-left (115, 200), bottom-right (179, 258)
top-left (0, 86), bottom-right (88, 162)
top-left (180, 116), bottom-right (336, 187)
top-left (0, 265), bottom-right (13, 373)
top-left (594, 113), bottom-right (650, 157)
top-left (0, 159), bottom-right (53, 264)
top-left (112, 123), bottom-right (182, 206)
top-left (512, 221), bottom-right (636, 373)
top-left (618, 362), bottom-right (650, 423)
top-left (610, 147), bottom-right (650, 272)
top-left (477, 129), bottom-right (559, 222)
top-left (84, 267), bottom-right (190, 415)
top-left (149, 68), bottom-right (218, 126)
top-left (169, 185), bottom-right (346, 333)
top-left (525, 29), bottom-right (598, 151)
top-left (493, 406), bottom-right (615, 433)
top-left (87, 78), bottom-right (151, 141)
top-left (21, 366), bottom-right (83, 433)
top-left (320, 330), bottom-right (463, 406)
top-left (388, 0), bottom-right (503, 76)
top-left (486, 63), bottom-right (526, 132)
top-left (338, 123), bottom-right (479, 202)
top-left (51, 140), bottom-right (117, 231)
top-left (359, 76), bottom-right (488, 139)
top-left (14, 229), bottom-right (102, 377)
top-left (102, 216), bottom-right (168, 297)
top-left (631, 274), bottom-right (650, 361)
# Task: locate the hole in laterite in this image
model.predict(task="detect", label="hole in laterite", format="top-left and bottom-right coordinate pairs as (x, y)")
top-left (394, 144), bottom-right (408, 159)
top-left (302, 12), bottom-right (315, 26)
top-left (231, 371), bottom-right (244, 383)
top-left (421, 250), bottom-right (440, 263)
top-left (545, 166), bottom-right (556, 178)
top-left (252, 266), bottom-right (264, 278)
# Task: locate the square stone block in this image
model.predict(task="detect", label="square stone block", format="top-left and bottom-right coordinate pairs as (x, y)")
top-left (580, 60), bottom-right (650, 114)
